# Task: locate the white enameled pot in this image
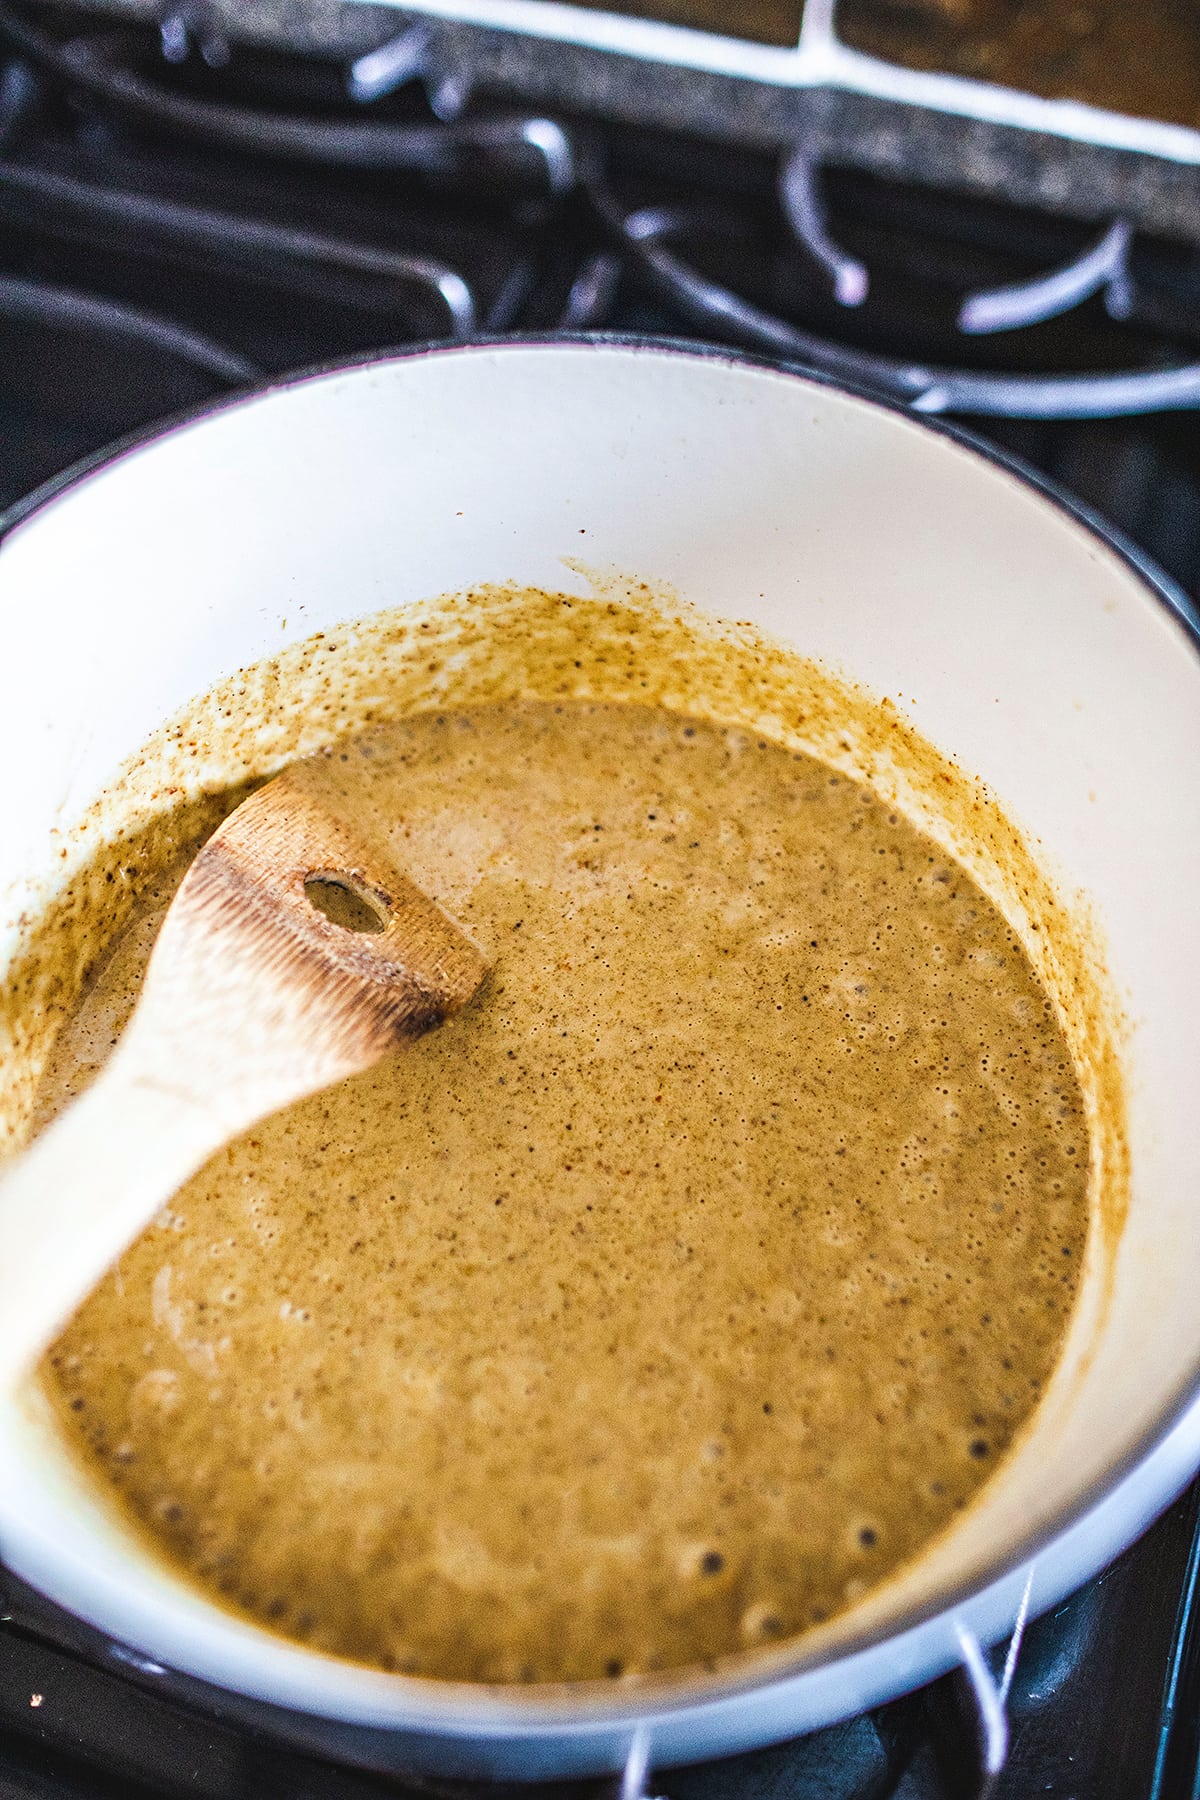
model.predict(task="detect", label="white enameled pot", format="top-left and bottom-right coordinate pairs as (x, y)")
top-left (1, 340), bottom-right (1199, 1783)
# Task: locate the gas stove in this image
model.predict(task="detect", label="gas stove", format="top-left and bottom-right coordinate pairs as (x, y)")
top-left (1, 8), bottom-right (1200, 1796)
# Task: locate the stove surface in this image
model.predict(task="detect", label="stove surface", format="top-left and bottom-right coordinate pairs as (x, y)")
top-left (1, 9), bottom-right (1199, 1795)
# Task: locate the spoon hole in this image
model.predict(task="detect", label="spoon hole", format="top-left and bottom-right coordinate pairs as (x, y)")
top-left (304, 873), bottom-right (388, 935)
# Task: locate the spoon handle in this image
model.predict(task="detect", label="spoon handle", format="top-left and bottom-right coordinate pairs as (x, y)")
top-left (0, 1050), bottom-right (227, 1395)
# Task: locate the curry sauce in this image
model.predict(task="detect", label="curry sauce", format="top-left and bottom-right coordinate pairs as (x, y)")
top-left (37, 699), bottom-right (1088, 1683)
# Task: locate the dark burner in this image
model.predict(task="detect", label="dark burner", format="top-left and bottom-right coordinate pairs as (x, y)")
top-left (0, 7), bottom-right (1199, 1796)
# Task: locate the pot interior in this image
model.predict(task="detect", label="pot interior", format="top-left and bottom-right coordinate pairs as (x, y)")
top-left (0, 343), bottom-right (1198, 1742)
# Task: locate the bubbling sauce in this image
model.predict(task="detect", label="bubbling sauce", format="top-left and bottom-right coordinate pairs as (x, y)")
top-left (39, 701), bottom-right (1088, 1683)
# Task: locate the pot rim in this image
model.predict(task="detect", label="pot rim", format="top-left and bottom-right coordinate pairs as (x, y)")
top-left (2, 333), bottom-right (1200, 1732)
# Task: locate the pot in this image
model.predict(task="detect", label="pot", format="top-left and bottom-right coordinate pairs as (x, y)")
top-left (0, 339), bottom-right (1198, 1783)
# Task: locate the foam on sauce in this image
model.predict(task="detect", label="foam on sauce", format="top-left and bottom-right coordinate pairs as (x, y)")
top-left (36, 699), bottom-right (1089, 1684)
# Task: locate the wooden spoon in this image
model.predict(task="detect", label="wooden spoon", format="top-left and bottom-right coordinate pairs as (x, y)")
top-left (0, 767), bottom-right (488, 1393)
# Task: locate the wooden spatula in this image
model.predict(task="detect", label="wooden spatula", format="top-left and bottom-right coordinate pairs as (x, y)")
top-left (0, 767), bottom-right (488, 1393)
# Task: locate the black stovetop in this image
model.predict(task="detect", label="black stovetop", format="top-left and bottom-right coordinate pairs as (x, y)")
top-left (1, 9), bottom-right (1200, 1796)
